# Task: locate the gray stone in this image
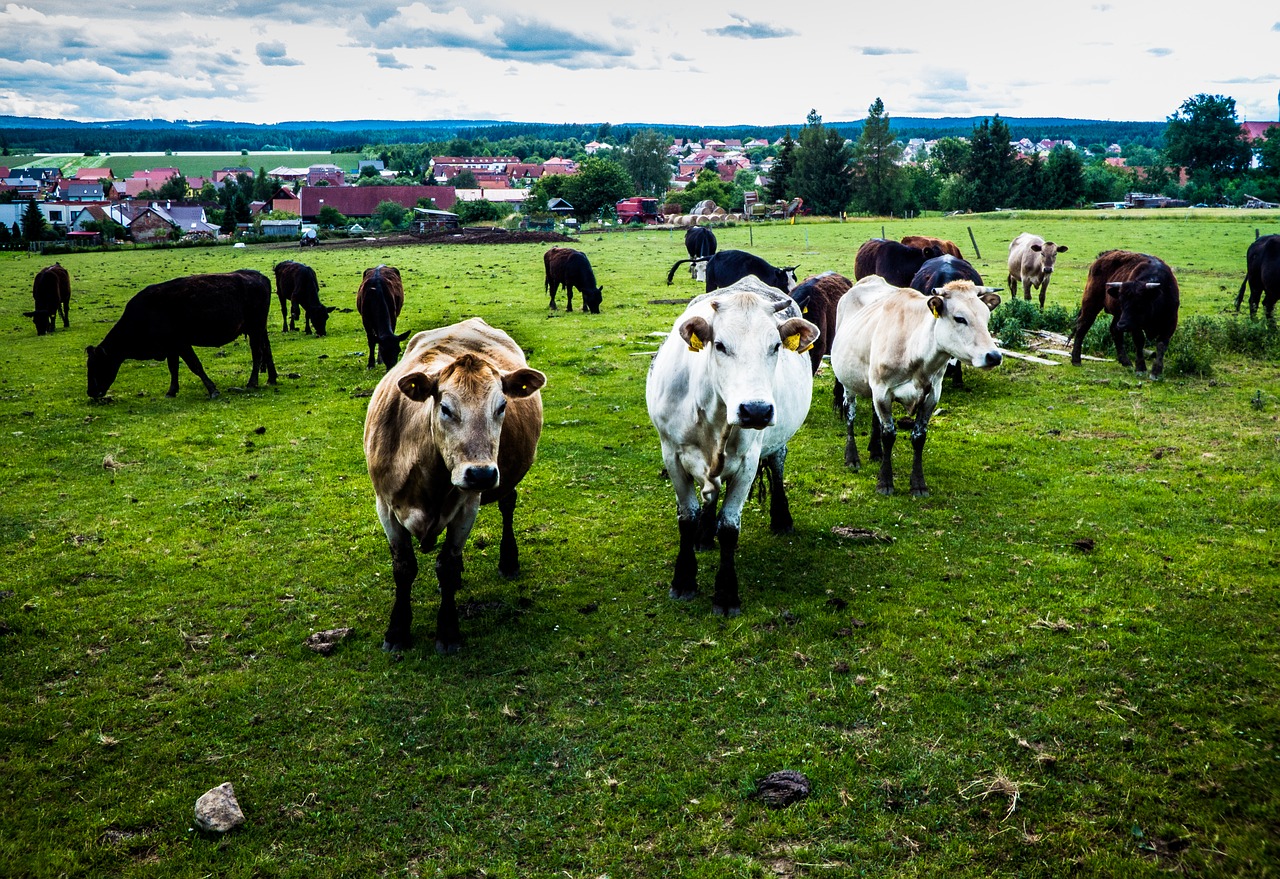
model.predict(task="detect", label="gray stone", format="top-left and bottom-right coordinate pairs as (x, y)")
top-left (194, 782), bottom-right (244, 832)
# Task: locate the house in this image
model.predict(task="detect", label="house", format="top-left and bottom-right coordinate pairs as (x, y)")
top-left (213, 167), bottom-right (254, 183)
top-left (270, 186), bottom-right (302, 214)
top-left (128, 207), bottom-right (179, 243)
top-left (583, 141), bottom-right (613, 154)
top-left (56, 181), bottom-right (107, 202)
top-left (297, 184), bottom-right (457, 220)
top-left (1240, 121), bottom-right (1279, 143)
top-left (267, 166), bottom-right (309, 182)
top-left (306, 164), bottom-right (345, 186)
top-left (73, 167), bottom-right (113, 181)
top-left (259, 219), bottom-right (302, 238)
top-left (541, 157), bottom-right (577, 175)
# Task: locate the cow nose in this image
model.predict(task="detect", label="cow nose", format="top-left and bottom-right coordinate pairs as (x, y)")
top-left (737, 401), bottom-right (774, 428)
top-left (463, 465), bottom-right (499, 491)
top-left (984, 351), bottom-right (1003, 368)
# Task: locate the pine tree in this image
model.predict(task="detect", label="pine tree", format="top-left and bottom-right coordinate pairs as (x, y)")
top-left (849, 98), bottom-right (904, 216)
top-left (965, 117), bottom-right (1017, 212)
top-left (791, 110), bottom-right (853, 216)
top-left (21, 200), bottom-right (47, 242)
top-left (767, 133), bottom-right (796, 202)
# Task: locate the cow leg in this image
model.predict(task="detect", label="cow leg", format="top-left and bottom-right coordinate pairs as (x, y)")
top-left (908, 397), bottom-right (936, 498)
top-left (712, 524), bottom-right (741, 617)
top-left (366, 331), bottom-right (378, 369)
top-left (670, 514), bottom-right (699, 601)
top-left (832, 378), bottom-right (847, 419)
top-left (843, 392), bottom-right (861, 470)
top-left (497, 490), bottom-right (520, 578)
top-left (868, 410), bottom-right (885, 462)
top-left (176, 346), bottom-right (218, 398)
top-left (1109, 317), bottom-right (1132, 368)
top-left (874, 400), bottom-right (897, 495)
top-left (566, 286), bottom-right (574, 313)
top-left (1038, 281), bottom-right (1048, 311)
top-left (166, 353), bottom-right (182, 396)
top-left (1023, 279), bottom-right (1032, 302)
top-left (291, 300), bottom-right (303, 333)
top-left (379, 499), bottom-right (418, 651)
top-left (945, 360), bottom-right (965, 390)
top-left (1071, 304), bottom-right (1104, 365)
top-left (434, 505), bottom-right (479, 654)
top-left (696, 500), bottom-right (718, 551)
top-left (761, 445), bottom-right (793, 534)
top-left (60, 300), bottom-right (69, 328)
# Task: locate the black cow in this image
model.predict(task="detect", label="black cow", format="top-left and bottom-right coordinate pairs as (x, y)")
top-left (910, 255), bottom-right (1000, 389)
top-left (1235, 234), bottom-right (1280, 324)
top-left (544, 247), bottom-right (603, 313)
top-left (1071, 250), bottom-right (1180, 379)
top-left (274, 260), bottom-right (335, 335)
top-left (25, 263), bottom-right (70, 335)
top-left (85, 269), bottom-right (278, 399)
top-left (854, 238), bottom-right (938, 287)
top-left (685, 225), bottom-right (717, 259)
top-left (666, 249), bottom-right (798, 295)
top-left (357, 265), bottom-right (410, 371)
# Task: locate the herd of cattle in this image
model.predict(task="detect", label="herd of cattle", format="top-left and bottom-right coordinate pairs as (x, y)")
top-left (18, 230), bottom-right (1279, 651)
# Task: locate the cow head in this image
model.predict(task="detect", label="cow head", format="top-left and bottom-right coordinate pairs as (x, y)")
top-left (86, 344), bottom-right (121, 399)
top-left (678, 292), bottom-right (819, 430)
top-left (1033, 242), bottom-right (1068, 274)
top-left (376, 330), bottom-right (412, 372)
top-left (1107, 280), bottom-right (1165, 332)
top-left (396, 353), bottom-right (546, 492)
top-left (311, 305), bottom-right (338, 337)
top-left (928, 282), bottom-right (1003, 369)
top-left (582, 284), bottom-right (604, 315)
top-left (24, 309), bottom-right (54, 335)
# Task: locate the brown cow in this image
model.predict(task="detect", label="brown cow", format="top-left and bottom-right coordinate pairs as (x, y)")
top-left (26, 263), bottom-right (71, 335)
top-left (789, 271), bottom-right (853, 411)
top-left (1007, 233), bottom-right (1068, 309)
top-left (853, 238), bottom-right (937, 287)
top-left (1071, 250), bottom-right (1180, 378)
top-left (901, 235), bottom-right (963, 259)
top-left (364, 317), bottom-right (547, 653)
top-left (273, 260), bottom-right (334, 335)
top-left (544, 247), bottom-right (603, 312)
top-left (356, 265), bottom-right (409, 371)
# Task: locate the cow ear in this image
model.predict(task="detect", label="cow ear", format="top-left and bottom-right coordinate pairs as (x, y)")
top-left (679, 316), bottom-right (713, 352)
top-left (22, 311), bottom-right (36, 318)
top-left (1056, 245), bottom-right (1067, 252)
top-left (979, 292), bottom-right (1002, 311)
top-left (395, 330), bottom-right (411, 342)
top-left (85, 345), bottom-right (95, 356)
top-left (397, 371), bottom-right (438, 402)
top-left (502, 367), bottom-right (547, 399)
top-left (927, 295), bottom-right (946, 319)
top-left (1030, 244), bottom-right (1043, 252)
top-left (778, 317), bottom-right (820, 354)
top-left (325, 306), bottom-right (337, 314)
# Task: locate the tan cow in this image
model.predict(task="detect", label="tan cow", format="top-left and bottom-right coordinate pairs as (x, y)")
top-left (364, 317), bottom-right (546, 653)
top-left (830, 277), bottom-right (1002, 497)
top-left (1007, 233), bottom-right (1068, 309)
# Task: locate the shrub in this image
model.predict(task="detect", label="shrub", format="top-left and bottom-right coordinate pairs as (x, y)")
top-left (1165, 316), bottom-right (1217, 377)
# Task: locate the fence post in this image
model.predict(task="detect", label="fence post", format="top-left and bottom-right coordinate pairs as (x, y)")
top-left (967, 226), bottom-right (981, 260)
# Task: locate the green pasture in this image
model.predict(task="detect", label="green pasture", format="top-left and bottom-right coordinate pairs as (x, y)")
top-left (10, 152), bottom-right (363, 179)
top-left (1, 214), bottom-right (1278, 877)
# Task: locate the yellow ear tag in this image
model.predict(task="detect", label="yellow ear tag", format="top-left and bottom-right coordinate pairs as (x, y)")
top-left (404, 379), bottom-right (418, 395)
top-left (687, 331), bottom-right (704, 352)
top-left (783, 334), bottom-right (801, 352)
top-left (929, 302), bottom-right (941, 319)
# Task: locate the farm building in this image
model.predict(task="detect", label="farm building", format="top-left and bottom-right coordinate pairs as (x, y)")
top-left (298, 185), bottom-right (457, 220)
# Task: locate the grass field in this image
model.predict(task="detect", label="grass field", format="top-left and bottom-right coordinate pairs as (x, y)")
top-left (1, 214), bottom-right (1278, 877)
top-left (7, 152), bottom-right (363, 179)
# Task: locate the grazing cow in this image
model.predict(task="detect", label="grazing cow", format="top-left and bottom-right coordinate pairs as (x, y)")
top-left (26, 263), bottom-right (71, 335)
top-left (1071, 250), bottom-right (1180, 379)
top-left (1235, 234), bottom-right (1280, 324)
top-left (273, 260), bottom-right (335, 335)
top-left (830, 276), bottom-right (1002, 497)
top-left (666, 249), bottom-right (798, 295)
top-left (364, 318), bottom-right (546, 653)
top-left (357, 265), bottom-right (410, 371)
top-left (1007, 233), bottom-right (1068, 309)
top-left (901, 235), bottom-right (964, 259)
top-left (853, 238), bottom-right (938, 287)
top-left (85, 269), bottom-right (278, 399)
top-left (684, 226), bottom-right (718, 281)
top-left (646, 276), bottom-right (820, 616)
top-left (543, 247), bottom-right (603, 313)
top-left (909, 255), bottom-right (999, 390)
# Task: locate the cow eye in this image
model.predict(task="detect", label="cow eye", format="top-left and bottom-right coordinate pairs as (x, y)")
top-left (439, 402), bottom-right (455, 420)
top-left (714, 341), bottom-right (728, 354)
top-left (495, 401), bottom-right (507, 417)
top-left (954, 316), bottom-right (968, 326)
top-left (771, 341), bottom-right (782, 354)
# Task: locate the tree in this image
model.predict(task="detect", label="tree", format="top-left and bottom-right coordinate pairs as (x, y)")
top-left (848, 98), bottom-right (904, 216)
top-left (927, 137), bottom-right (970, 178)
top-left (667, 168), bottom-right (735, 213)
top-left (1041, 147), bottom-right (1086, 208)
top-left (451, 169), bottom-right (478, 189)
top-left (1257, 126), bottom-right (1280, 179)
top-left (965, 116), bottom-right (1017, 212)
top-left (620, 129), bottom-right (672, 197)
top-left (766, 132), bottom-right (796, 202)
top-left (254, 166), bottom-right (276, 201)
top-left (1163, 94), bottom-right (1251, 191)
top-left (155, 173), bottom-right (188, 201)
top-left (21, 200), bottom-right (47, 242)
top-left (316, 206), bottom-right (348, 228)
top-left (561, 156), bottom-right (633, 219)
top-left (455, 199), bottom-right (511, 224)
top-left (791, 110), bottom-right (853, 216)
top-left (371, 200), bottom-right (409, 230)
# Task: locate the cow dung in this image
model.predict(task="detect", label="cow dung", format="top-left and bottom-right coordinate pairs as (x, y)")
top-left (754, 770), bottom-right (811, 808)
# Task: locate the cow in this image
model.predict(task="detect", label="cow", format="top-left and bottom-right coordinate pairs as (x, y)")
top-left (25, 263), bottom-right (70, 335)
top-left (1071, 250), bottom-right (1180, 379)
top-left (356, 265), bottom-right (410, 371)
top-left (901, 235), bottom-right (963, 259)
top-left (1235, 234), bottom-right (1280, 324)
top-left (363, 317), bottom-right (546, 653)
top-left (666, 249), bottom-right (798, 295)
top-left (788, 271), bottom-right (853, 413)
top-left (646, 276), bottom-right (820, 616)
top-left (830, 276), bottom-right (1002, 497)
top-left (85, 269), bottom-right (278, 400)
top-left (684, 226), bottom-right (718, 282)
top-left (543, 247), bottom-right (603, 313)
top-left (909, 255), bottom-right (1000, 390)
top-left (1007, 233), bottom-right (1068, 309)
top-left (853, 238), bottom-right (938, 287)
top-left (273, 260), bottom-right (335, 335)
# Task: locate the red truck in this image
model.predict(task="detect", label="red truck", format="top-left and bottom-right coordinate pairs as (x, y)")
top-left (615, 197), bottom-right (661, 225)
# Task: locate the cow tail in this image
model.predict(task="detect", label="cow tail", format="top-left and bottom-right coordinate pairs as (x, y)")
top-left (750, 461), bottom-right (770, 508)
top-left (667, 259), bottom-right (692, 286)
top-left (1235, 277), bottom-right (1248, 312)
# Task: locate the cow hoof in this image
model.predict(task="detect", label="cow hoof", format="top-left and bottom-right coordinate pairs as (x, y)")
top-left (911, 488), bottom-right (931, 498)
top-left (712, 604), bottom-right (741, 618)
top-left (876, 485), bottom-right (894, 496)
top-left (435, 639), bottom-right (461, 655)
top-left (669, 586), bottom-right (699, 602)
top-left (382, 638), bottom-right (411, 653)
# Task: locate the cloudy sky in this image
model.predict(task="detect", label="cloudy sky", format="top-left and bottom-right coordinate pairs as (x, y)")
top-left (3, 1), bottom-right (1279, 128)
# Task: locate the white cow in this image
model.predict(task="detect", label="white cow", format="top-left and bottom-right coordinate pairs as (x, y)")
top-left (646, 276), bottom-right (820, 616)
top-left (830, 276), bottom-right (1002, 497)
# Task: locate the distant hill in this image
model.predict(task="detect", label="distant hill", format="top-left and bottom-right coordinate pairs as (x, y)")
top-left (0, 115), bottom-right (1168, 154)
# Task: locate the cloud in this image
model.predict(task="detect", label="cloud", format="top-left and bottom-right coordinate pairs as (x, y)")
top-left (707, 15), bottom-right (796, 40)
top-left (372, 51), bottom-right (408, 69)
top-left (860, 46), bottom-right (915, 57)
top-left (257, 41), bottom-right (302, 67)
top-left (1147, 47), bottom-right (1173, 57)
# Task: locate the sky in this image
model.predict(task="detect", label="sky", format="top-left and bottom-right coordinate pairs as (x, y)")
top-left (3, 1), bottom-right (1280, 129)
